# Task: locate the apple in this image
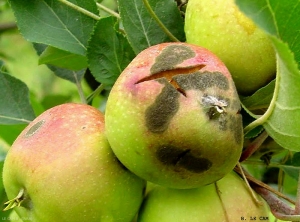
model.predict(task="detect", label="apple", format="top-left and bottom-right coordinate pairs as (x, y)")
top-left (184, 0), bottom-right (276, 95)
top-left (2, 103), bottom-right (146, 222)
top-left (138, 172), bottom-right (270, 221)
top-left (105, 42), bottom-right (243, 189)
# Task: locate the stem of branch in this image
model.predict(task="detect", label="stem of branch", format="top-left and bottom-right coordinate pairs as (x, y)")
top-left (236, 162), bottom-right (263, 205)
top-left (96, 3), bottom-right (120, 19)
top-left (86, 83), bottom-right (106, 105)
top-left (239, 130), bottom-right (269, 162)
top-left (58, 0), bottom-right (100, 20)
top-left (73, 72), bottom-right (87, 104)
top-left (0, 22), bottom-right (17, 32)
top-left (234, 165), bottom-right (295, 205)
top-left (243, 56), bottom-right (280, 135)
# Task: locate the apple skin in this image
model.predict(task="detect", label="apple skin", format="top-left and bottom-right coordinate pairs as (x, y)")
top-left (138, 172), bottom-right (270, 222)
top-left (2, 103), bottom-right (146, 222)
top-left (105, 42), bottom-right (243, 189)
top-left (184, 0), bottom-right (276, 95)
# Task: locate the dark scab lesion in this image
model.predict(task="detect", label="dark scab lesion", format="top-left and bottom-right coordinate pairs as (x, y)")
top-left (150, 45), bottom-right (196, 74)
top-left (229, 114), bottom-right (243, 145)
top-left (25, 119), bottom-right (45, 138)
top-left (145, 79), bottom-right (180, 133)
top-left (156, 145), bottom-right (212, 173)
top-left (173, 71), bottom-right (229, 91)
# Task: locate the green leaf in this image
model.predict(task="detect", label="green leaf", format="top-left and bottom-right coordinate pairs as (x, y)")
top-left (240, 80), bottom-right (275, 111)
top-left (118, 0), bottom-right (185, 54)
top-left (49, 66), bottom-right (86, 84)
top-left (0, 125), bottom-right (26, 145)
top-left (235, 0), bottom-right (300, 69)
top-left (263, 38), bottom-right (300, 151)
top-left (87, 16), bottom-right (135, 88)
top-left (0, 72), bottom-right (35, 125)
top-left (34, 43), bottom-right (86, 83)
top-left (279, 152), bottom-right (300, 181)
top-left (39, 46), bottom-right (88, 70)
top-left (9, 0), bottom-right (98, 55)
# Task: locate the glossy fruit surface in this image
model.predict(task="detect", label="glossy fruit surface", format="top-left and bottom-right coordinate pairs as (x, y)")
top-left (138, 172), bottom-right (270, 221)
top-left (3, 103), bottom-right (145, 222)
top-left (185, 0), bottom-right (276, 95)
top-left (105, 42), bottom-right (243, 189)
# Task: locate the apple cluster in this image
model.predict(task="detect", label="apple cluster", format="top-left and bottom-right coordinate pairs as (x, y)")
top-left (2, 43), bottom-right (269, 221)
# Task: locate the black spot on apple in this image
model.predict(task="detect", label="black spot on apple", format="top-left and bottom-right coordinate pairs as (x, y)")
top-left (156, 145), bottom-right (212, 173)
top-left (173, 71), bottom-right (229, 91)
top-left (150, 45), bottom-right (195, 74)
top-left (25, 120), bottom-right (45, 138)
top-left (229, 115), bottom-right (243, 145)
top-left (145, 78), bottom-right (180, 133)
top-left (218, 115), bottom-right (228, 131)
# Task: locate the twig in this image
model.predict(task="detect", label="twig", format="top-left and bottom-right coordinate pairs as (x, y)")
top-left (236, 162), bottom-right (263, 205)
top-left (73, 71), bottom-right (87, 104)
top-left (58, 0), bottom-right (100, 20)
top-left (239, 130), bottom-right (269, 162)
top-left (96, 3), bottom-right (120, 19)
top-left (0, 22), bottom-right (17, 32)
top-left (234, 165), bottom-right (295, 205)
top-left (86, 83), bottom-right (106, 105)
top-left (214, 182), bottom-right (230, 222)
top-left (253, 185), bottom-right (300, 221)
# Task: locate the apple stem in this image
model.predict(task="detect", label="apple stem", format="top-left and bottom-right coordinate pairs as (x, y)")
top-left (86, 83), bottom-right (106, 105)
top-left (239, 130), bottom-right (269, 162)
top-left (236, 162), bottom-right (263, 205)
top-left (3, 188), bottom-right (25, 211)
top-left (214, 182), bottom-right (230, 222)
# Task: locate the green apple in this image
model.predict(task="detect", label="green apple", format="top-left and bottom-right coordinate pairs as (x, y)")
top-left (138, 172), bottom-right (270, 221)
top-left (105, 42), bottom-right (243, 189)
top-left (3, 103), bottom-right (145, 222)
top-left (185, 0), bottom-right (276, 95)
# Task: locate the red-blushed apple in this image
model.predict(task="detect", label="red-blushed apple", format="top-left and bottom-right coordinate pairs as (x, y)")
top-left (105, 42), bottom-right (243, 189)
top-left (138, 172), bottom-right (270, 221)
top-left (3, 103), bottom-right (145, 222)
top-left (185, 0), bottom-right (276, 95)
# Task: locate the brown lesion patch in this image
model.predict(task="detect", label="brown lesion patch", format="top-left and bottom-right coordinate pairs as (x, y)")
top-left (156, 145), bottom-right (212, 173)
top-left (145, 79), bottom-right (180, 133)
top-left (150, 44), bottom-right (197, 74)
top-left (24, 119), bottom-right (45, 138)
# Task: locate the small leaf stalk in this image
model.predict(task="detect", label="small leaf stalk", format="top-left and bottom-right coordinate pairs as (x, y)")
top-left (57, 0), bottom-right (100, 20)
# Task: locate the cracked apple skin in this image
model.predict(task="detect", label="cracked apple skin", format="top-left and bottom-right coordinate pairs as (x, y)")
top-left (2, 103), bottom-right (145, 222)
top-left (105, 42), bottom-right (243, 189)
top-left (137, 172), bottom-right (270, 222)
top-left (185, 0), bottom-right (276, 95)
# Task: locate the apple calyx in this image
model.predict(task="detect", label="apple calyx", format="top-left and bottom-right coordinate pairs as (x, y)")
top-left (4, 188), bottom-right (27, 211)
